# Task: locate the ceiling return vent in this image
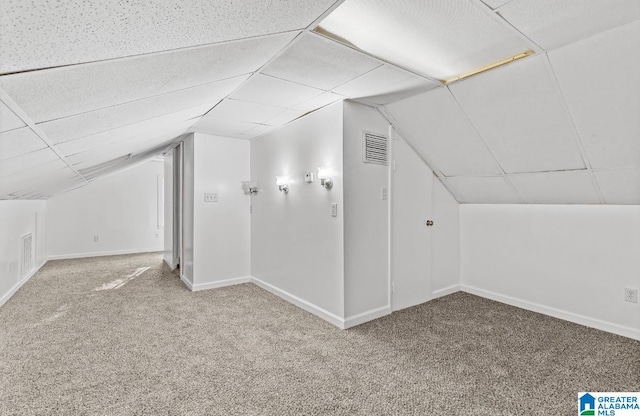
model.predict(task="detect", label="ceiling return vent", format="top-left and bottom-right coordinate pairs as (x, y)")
top-left (363, 132), bottom-right (388, 166)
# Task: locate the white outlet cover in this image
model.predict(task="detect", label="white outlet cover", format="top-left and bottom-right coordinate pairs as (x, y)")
top-left (204, 193), bottom-right (218, 202)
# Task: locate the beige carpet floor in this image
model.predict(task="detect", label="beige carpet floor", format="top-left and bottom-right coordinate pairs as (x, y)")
top-left (1, 252), bottom-right (638, 415)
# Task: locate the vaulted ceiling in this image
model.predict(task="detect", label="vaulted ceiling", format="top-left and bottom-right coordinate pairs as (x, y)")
top-left (0, 0), bottom-right (638, 203)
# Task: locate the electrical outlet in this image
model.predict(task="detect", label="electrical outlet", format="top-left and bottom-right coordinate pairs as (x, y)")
top-left (93, 235), bottom-right (100, 243)
top-left (331, 203), bottom-right (338, 217)
top-left (204, 193), bottom-right (218, 202)
top-left (624, 288), bottom-right (638, 303)
top-left (381, 187), bottom-right (388, 200)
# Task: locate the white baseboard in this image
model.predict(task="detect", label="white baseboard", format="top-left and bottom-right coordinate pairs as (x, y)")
top-left (251, 276), bottom-right (346, 329)
top-left (343, 305), bottom-right (391, 329)
top-left (461, 284), bottom-right (640, 341)
top-left (191, 276), bottom-right (252, 292)
top-left (180, 273), bottom-right (193, 290)
top-left (162, 258), bottom-right (175, 270)
top-left (432, 284), bottom-right (461, 300)
top-left (0, 260), bottom-right (46, 308)
top-left (48, 248), bottom-right (162, 260)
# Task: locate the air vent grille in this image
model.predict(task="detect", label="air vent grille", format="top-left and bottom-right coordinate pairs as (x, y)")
top-left (363, 132), bottom-right (388, 166)
top-left (22, 233), bottom-right (33, 278)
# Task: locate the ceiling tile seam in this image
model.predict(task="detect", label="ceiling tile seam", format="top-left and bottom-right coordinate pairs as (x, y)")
top-left (491, 0), bottom-right (517, 13)
top-left (540, 53), bottom-right (606, 204)
top-left (0, 30), bottom-right (304, 77)
top-left (308, 31), bottom-right (443, 85)
top-left (0, 88), bottom-right (89, 186)
top-left (539, 19), bottom-right (640, 56)
top-left (200, 31), bottom-right (306, 121)
top-left (305, 0), bottom-right (348, 30)
top-left (469, 0), bottom-right (544, 54)
top-left (444, 85), bottom-right (526, 203)
top-left (34, 73), bottom-right (253, 125)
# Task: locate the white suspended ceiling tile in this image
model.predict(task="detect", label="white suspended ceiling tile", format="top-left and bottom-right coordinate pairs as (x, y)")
top-left (0, 100), bottom-right (24, 132)
top-left (0, 159), bottom-right (68, 191)
top-left (1, 167), bottom-right (80, 197)
top-left (507, 170), bottom-right (601, 204)
top-left (230, 74), bottom-right (323, 109)
top-left (384, 87), bottom-right (502, 177)
top-left (293, 92), bottom-right (345, 113)
top-left (240, 124), bottom-right (278, 140)
top-left (38, 75), bottom-right (248, 145)
top-left (480, 0), bottom-right (513, 9)
top-left (262, 33), bottom-right (382, 91)
top-left (449, 54), bottom-right (585, 174)
top-left (0, 148), bottom-right (60, 178)
top-left (594, 168), bottom-right (640, 205)
top-left (332, 64), bottom-right (439, 104)
top-left (317, 0), bottom-right (531, 81)
top-left (498, 0), bottom-right (640, 50)
top-left (0, 127), bottom-right (47, 161)
top-left (264, 109), bottom-right (309, 127)
top-left (192, 116), bottom-right (259, 139)
top-left (16, 176), bottom-right (86, 200)
top-left (54, 106), bottom-right (210, 157)
top-left (0, 33), bottom-right (294, 123)
top-left (205, 99), bottom-right (285, 125)
top-left (549, 21), bottom-right (640, 170)
top-left (442, 176), bottom-right (521, 204)
top-left (0, 0), bottom-right (334, 73)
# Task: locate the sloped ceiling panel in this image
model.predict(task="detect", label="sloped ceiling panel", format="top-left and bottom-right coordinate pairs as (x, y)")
top-left (498, 0), bottom-right (640, 50)
top-left (442, 176), bottom-right (522, 204)
top-left (0, 128), bottom-right (47, 162)
top-left (384, 87), bottom-right (502, 177)
top-left (594, 168), bottom-right (640, 205)
top-left (0, 33), bottom-right (295, 123)
top-left (0, 148), bottom-right (61, 179)
top-left (261, 33), bottom-right (382, 90)
top-left (229, 74), bottom-right (324, 108)
top-left (204, 99), bottom-right (286, 125)
top-left (507, 170), bottom-right (601, 204)
top-left (549, 21), bottom-right (640, 170)
top-left (38, 75), bottom-right (248, 145)
top-left (0, 101), bottom-right (23, 132)
top-left (0, 0), bottom-right (336, 73)
top-left (448, 54), bottom-right (585, 174)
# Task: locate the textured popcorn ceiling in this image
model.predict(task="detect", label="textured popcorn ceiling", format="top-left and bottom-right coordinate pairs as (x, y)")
top-left (0, 0), bottom-right (638, 203)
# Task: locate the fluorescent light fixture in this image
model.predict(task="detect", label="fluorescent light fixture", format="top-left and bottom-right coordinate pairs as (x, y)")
top-left (444, 50), bottom-right (534, 84)
top-left (315, 0), bottom-right (533, 82)
top-left (275, 176), bottom-right (289, 194)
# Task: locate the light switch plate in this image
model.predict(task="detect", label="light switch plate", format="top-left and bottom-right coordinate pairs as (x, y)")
top-left (331, 203), bottom-right (338, 217)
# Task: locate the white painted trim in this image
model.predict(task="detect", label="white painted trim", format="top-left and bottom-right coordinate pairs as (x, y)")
top-left (251, 276), bottom-right (346, 329)
top-left (0, 260), bottom-right (46, 308)
top-left (48, 248), bottom-right (161, 260)
top-left (432, 284), bottom-right (461, 300)
top-left (344, 305), bottom-right (391, 329)
top-left (190, 276), bottom-right (251, 292)
top-left (461, 284), bottom-right (640, 341)
top-left (162, 258), bottom-right (175, 270)
top-left (180, 273), bottom-right (193, 291)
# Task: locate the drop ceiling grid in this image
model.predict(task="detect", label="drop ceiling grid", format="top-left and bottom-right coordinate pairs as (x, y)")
top-left (593, 167), bottom-right (640, 205)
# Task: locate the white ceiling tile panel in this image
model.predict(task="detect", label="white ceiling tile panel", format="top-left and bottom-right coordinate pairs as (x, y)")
top-left (498, 0), bottom-right (640, 50)
top-left (16, 177), bottom-right (86, 200)
top-left (333, 64), bottom-right (439, 105)
top-left (205, 99), bottom-right (286, 125)
top-left (293, 92), bottom-right (345, 113)
top-left (0, 100), bottom-right (24, 132)
top-left (1, 168), bottom-right (79, 197)
top-left (54, 106), bottom-right (209, 157)
top-left (549, 21), bottom-right (640, 170)
top-left (594, 168), bottom-right (640, 205)
top-left (480, 0), bottom-right (513, 10)
top-left (240, 124), bottom-right (278, 140)
top-left (0, 33), bottom-right (295, 122)
top-left (262, 33), bottom-right (382, 90)
top-left (264, 109), bottom-right (310, 127)
top-left (230, 74), bottom-right (324, 108)
top-left (317, 0), bottom-right (531, 80)
top-left (384, 87), bottom-right (502, 177)
top-left (0, 148), bottom-right (60, 178)
top-left (192, 116), bottom-right (259, 139)
top-left (0, 127), bottom-right (47, 161)
top-left (508, 170), bottom-right (601, 204)
top-left (0, 159), bottom-right (68, 190)
top-left (0, 0), bottom-right (335, 73)
top-left (442, 176), bottom-right (521, 204)
top-left (449, 54), bottom-right (585, 174)
top-left (38, 75), bottom-right (248, 145)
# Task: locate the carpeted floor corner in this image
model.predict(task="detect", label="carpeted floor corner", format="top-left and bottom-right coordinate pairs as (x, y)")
top-left (1, 252), bottom-right (638, 415)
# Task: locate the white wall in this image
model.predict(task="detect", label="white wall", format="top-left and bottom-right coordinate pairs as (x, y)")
top-left (431, 178), bottom-right (460, 294)
top-left (251, 102), bottom-right (345, 321)
top-left (460, 204), bottom-right (640, 340)
top-left (163, 149), bottom-right (174, 268)
top-left (343, 101), bottom-right (390, 320)
top-left (0, 200), bottom-right (46, 306)
top-left (47, 160), bottom-right (164, 259)
top-left (191, 133), bottom-right (251, 288)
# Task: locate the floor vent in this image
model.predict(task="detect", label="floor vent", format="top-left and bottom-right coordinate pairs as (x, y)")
top-left (22, 233), bottom-right (33, 278)
top-left (363, 132), bottom-right (388, 166)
